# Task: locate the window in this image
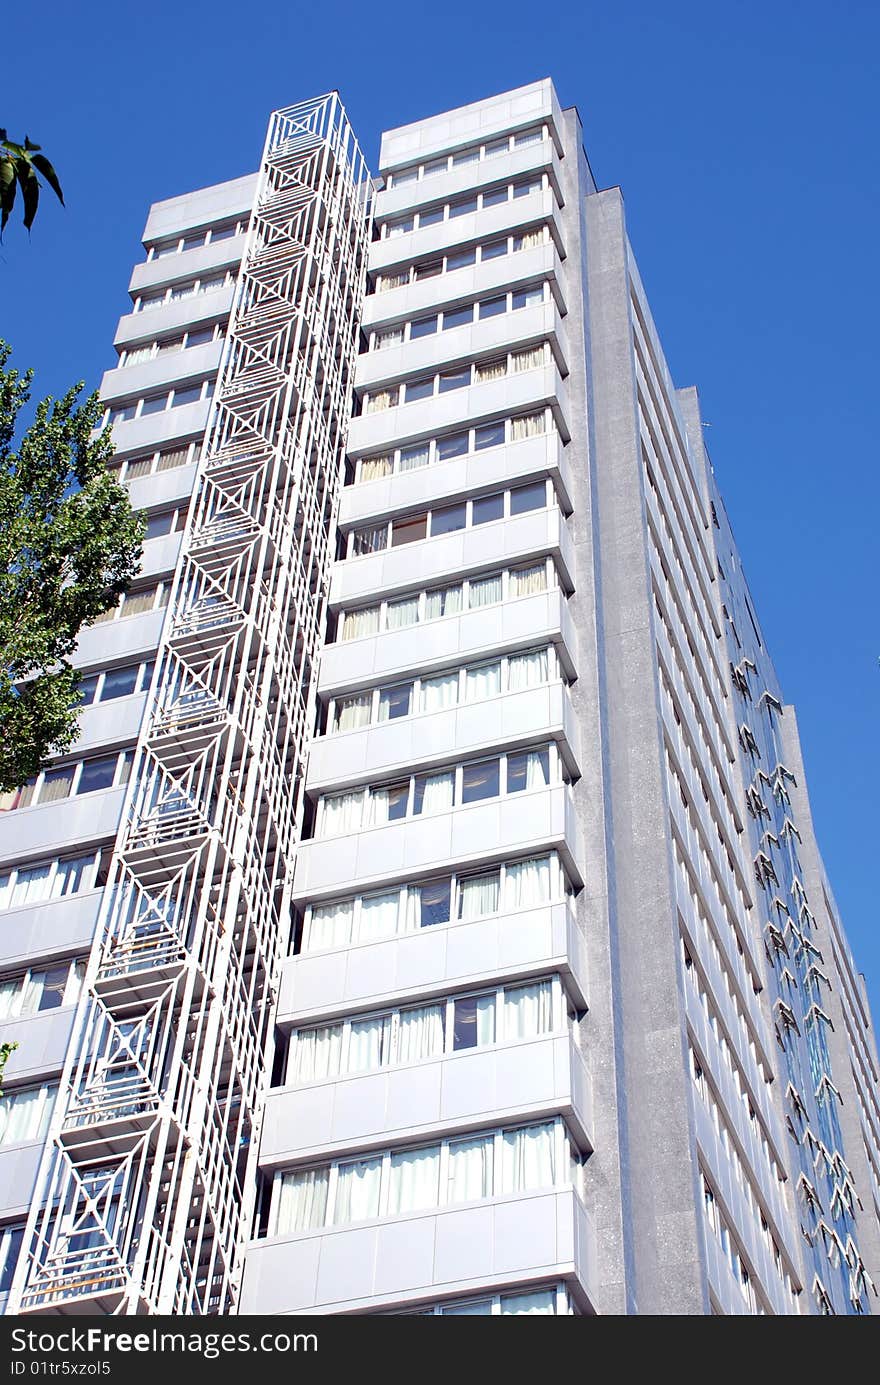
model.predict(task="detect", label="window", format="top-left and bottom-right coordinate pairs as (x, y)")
top-left (410, 316), bottom-right (438, 339)
top-left (0, 960), bottom-right (84, 1021)
top-left (351, 524), bottom-right (387, 557)
top-left (418, 207), bottom-right (444, 228)
top-left (99, 665), bottom-right (141, 700)
top-left (391, 515), bottom-right (427, 547)
top-left (513, 178), bottom-right (542, 198)
top-left (0, 1083), bottom-right (57, 1147)
top-left (271, 1118), bottom-right (578, 1237)
top-left (404, 378), bottom-right (432, 403)
top-left (171, 384), bottom-right (203, 408)
top-left (510, 562), bottom-right (548, 597)
top-left (449, 196), bottom-right (477, 218)
top-left (76, 756), bottom-right (119, 795)
top-left (482, 186), bottom-right (508, 208)
top-left (145, 512), bottom-right (176, 540)
top-left (507, 748), bottom-right (551, 793)
top-left (332, 693), bottom-right (371, 733)
top-left (510, 480), bottom-right (547, 514)
top-left (464, 662), bottom-right (501, 701)
top-left (436, 433), bottom-right (468, 461)
top-left (461, 759), bottom-right (500, 804)
top-left (475, 421), bottom-right (505, 450)
top-left (512, 285), bottom-right (544, 309)
top-left (0, 852), bottom-right (100, 909)
top-left (300, 855), bottom-right (563, 954)
top-left (140, 393), bottom-right (167, 416)
top-left (452, 994), bottom-right (495, 1051)
top-left (472, 494), bottom-right (503, 525)
top-left (373, 326), bottom-right (403, 350)
top-left (446, 248), bottom-right (476, 271)
top-left (378, 684), bottom-right (412, 721)
top-left (386, 217), bottom-right (414, 238)
top-left (0, 1224), bottom-right (24, 1296)
top-left (481, 239), bottom-right (507, 260)
top-left (399, 443), bottom-right (430, 471)
top-left (438, 367), bottom-right (470, 393)
top-left (413, 771), bottom-right (454, 816)
top-left (443, 305), bottom-right (473, 331)
top-left (479, 296), bottom-right (506, 320)
top-left (430, 503), bottom-right (466, 536)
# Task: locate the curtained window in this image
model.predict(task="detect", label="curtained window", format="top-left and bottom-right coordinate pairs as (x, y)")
top-left (292, 1024), bottom-right (344, 1083)
top-left (419, 672), bottom-right (458, 714)
top-left (388, 1145), bottom-right (440, 1215)
top-left (332, 1157), bottom-right (382, 1224)
top-left (458, 872), bottom-right (500, 920)
top-left (502, 981), bottom-right (554, 1040)
top-left (319, 791), bottom-right (366, 837)
top-left (507, 748), bottom-right (551, 793)
top-left (357, 891), bottom-right (400, 942)
top-left (499, 1121), bottom-right (556, 1193)
top-left (509, 563), bottom-right (548, 598)
top-left (397, 1004), bottom-right (444, 1064)
top-left (385, 597), bottom-right (419, 630)
top-left (464, 662), bottom-right (501, 702)
top-left (448, 1135), bottom-right (494, 1204)
top-left (333, 693), bottom-right (372, 733)
top-left (425, 584), bottom-right (462, 620)
top-left (276, 1167), bottom-right (329, 1234)
top-left (506, 856), bottom-right (552, 909)
top-left (507, 648), bottom-right (549, 691)
top-left (467, 573), bottom-right (502, 609)
top-left (341, 607), bottom-right (379, 642)
top-left (306, 899), bottom-right (353, 951)
top-left (413, 771), bottom-right (454, 816)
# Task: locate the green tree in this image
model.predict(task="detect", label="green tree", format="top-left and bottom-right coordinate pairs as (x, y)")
top-left (0, 341), bottom-right (145, 794)
top-left (1, 132), bottom-right (63, 235)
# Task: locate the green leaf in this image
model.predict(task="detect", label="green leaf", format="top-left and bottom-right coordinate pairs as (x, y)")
top-left (31, 153), bottom-right (64, 206)
top-left (20, 165), bottom-right (39, 231)
top-left (0, 164), bottom-right (16, 234)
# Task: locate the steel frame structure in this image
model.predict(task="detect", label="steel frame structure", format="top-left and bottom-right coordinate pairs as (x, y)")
top-left (8, 93), bottom-right (372, 1316)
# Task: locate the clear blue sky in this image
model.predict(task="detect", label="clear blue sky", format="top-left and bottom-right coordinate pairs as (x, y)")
top-left (4, 1), bottom-right (878, 1012)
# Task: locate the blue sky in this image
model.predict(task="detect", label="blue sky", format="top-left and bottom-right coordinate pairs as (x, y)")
top-left (4, 1), bottom-right (878, 1011)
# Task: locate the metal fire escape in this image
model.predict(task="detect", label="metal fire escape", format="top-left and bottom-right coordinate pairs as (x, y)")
top-left (8, 93), bottom-right (372, 1315)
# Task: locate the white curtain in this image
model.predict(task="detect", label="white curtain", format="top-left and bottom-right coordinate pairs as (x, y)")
top-left (515, 229), bottom-right (544, 251)
top-left (0, 1086), bottom-right (54, 1146)
top-left (341, 607), bottom-right (379, 641)
top-left (525, 750), bottom-right (550, 790)
top-left (19, 971), bottom-right (43, 1017)
top-left (357, 891), bottom-right (400, 941)
top-left (458, 872), bottom-right (500, 919)
top-left (366, 788), bottom-right (391, 826)
top-left (399, 444), bottom-right (430, 472)
top-left (503, 982), bottom-right (554, 1040)
top-left (510, 412), bottom-right (546, 442)
top-left (52, 854), bottom-right (93, 898)
top-left (375, 327), bottom-right (404, 349)
top-left (385, 597), bottom-right (419, 630)
top-left (415, 772), bottom-right (454, 816)
top-left (467, 574), bottom-right (502, 609)
top-left (319, 791), bottom-right (365, 837)
top-left (448, 1135), bottom-right (494, 1204)
top-left (425, 585), bottom-right (462, 620)
top-left (475, 358), bottom-right (506, 384)
top-left (0, 978), bottom-right (22, 1021)
top-left (334, 694), bottom-right (372, 733)
top-left (419, 673), bottom-right (458, 713)
top-left (365, 389), bottom-right (395, 413)
top-left (501, 1289), bottom-right (556, 1314)
top-left (347, 1014), bottom-right (393, 1072)
top-left (511, 345), bottom-right (547, 373)
top-left (11, 864), bottom-right (52, 907)
top-left (464, 663), bottom-right (501, 702)
top-left (506, 856), bottom-right (551, 909)
top-left (333, 1157), bottom-right (382, 1224)
top-left (499, 1122), bottom-right (556, 1193)
top-left (293, 1024), bottom-right (343, 1083)
top-left (276, 1167), bottom-right (329, 1234)
top-left (397, 1004), bottom-right (444, 1064)
top-left (510, 564), bottom-right (547, 598)
top-left (507, 648), bottom-right (549, 692)
top-left (377, 271), bottom-right (409, 292)
top-left (359, 454), bottom-right (393, 482)
top-left (306, 899), bottom-right (353, 951)
top-left (387, 1145), bottom-right (440, 1215)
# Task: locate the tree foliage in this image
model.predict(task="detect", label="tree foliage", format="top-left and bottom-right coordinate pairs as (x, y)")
top-left (0, 341), bottom-right (145, 793)
top-left (0, 131), bottom-right (63, 235)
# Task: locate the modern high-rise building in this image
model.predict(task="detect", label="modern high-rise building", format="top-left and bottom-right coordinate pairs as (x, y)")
top-left (0, 80), bottom-right (877, 1318)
